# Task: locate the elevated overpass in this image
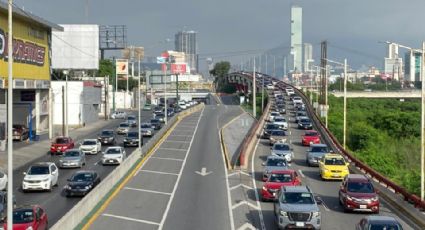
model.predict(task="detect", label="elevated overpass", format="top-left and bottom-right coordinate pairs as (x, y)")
top-left (331, 90), bottom-right (421, 98)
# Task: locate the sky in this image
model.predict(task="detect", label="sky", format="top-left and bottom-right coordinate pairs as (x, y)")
top-left (8, 0), bottom-right (425, 74)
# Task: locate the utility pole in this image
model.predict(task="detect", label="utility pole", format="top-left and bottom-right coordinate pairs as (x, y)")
top-left (421, 41), bottom-right (425, 201)
top-left (164, 64), bottom-right (168, 124)
top-left (65, 72), bottom-right (69, 136)
top-left (62, 86), bottom-right (65, 136)
top-left (7, 2), bottom-right (13, 228)
top-left (113, 57), bottom-right (116, 112)
top-left (253, 59), bottom-right (256, 118)
top-left (104, 75), bottom-right (108, 120)
top-left (176, 73), bottom-right (179, 101)
top-left (343, 58), bottom-right (347, 149)
top-left (325, 65), bottom-right (329, 128)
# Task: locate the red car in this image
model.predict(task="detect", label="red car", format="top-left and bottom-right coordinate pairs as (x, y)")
top-left (3, 205), bottom-right (48, 230)
top-left (261, 170), bottom-right (301, 201)
top-left (301, 130), bottom-right (321, 146)
top-left (50, 136), bottom-right (74, 155)
top-left (339, 174), bottom-right (380, 213)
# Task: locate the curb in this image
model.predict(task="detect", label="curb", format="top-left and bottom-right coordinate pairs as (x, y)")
top-left (220, 112), bottom-right (248, 170)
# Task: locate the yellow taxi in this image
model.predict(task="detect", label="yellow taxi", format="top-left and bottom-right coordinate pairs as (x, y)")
top-left (318, 153), bottom-right (349, 180)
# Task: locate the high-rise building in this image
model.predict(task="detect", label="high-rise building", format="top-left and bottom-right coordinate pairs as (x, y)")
top-left (387, 43), bottom-right (399, 59)
top-left (290, 6), bottom-right (302, 72)
top-left (384, 43), bottom-right (403, 81)
top-left (175, 30), bottom-right (198, 73)
top-left (404, 51), bottom-right (422, 82)
top-left (303, 43), bottom-right (313, 72)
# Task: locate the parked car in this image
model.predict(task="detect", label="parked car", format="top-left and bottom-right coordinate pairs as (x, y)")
top-left (262, 155), bottom-right (288, 181)
top-left (2, 205), bottom-right (48, 230)
top-left (298, 117), bottom-right (313, 130)
top-left (141, 123), bottom-right (154, 137)
top-left (111, 111), bottom-right (127, 119)
top-left (58, 149), bottom-right (86, 168)
top-left (261, 170), bottom-right (301, 201)
top-left (64, 170), bottom-right (101, 197)
top-left (101, 147), bottom-right (126, 165)
top-left (274, 186), bottom-right (321, 230)
top-left (150, 119), bottom-right (162, 130)
top-left (79, 139), bottom-right (101, 155)
top-left (302, 130), bottom-right (321, 146)
top-left (126, 115), bottom-right (137, 127)
top-left (22, 162), bottom-right (59, 192)
top-left (356, 216), bottom-right (402, 230)
top-left (153, 106), bottom-right (163, 114)
top-left (271, 143), bottom-right (294, 162)
top-left (98, 130), bottom-right (116, 145)
top-left (273, 116), bottom-right (288, 130)
top-left (319, 153), bottom-right (350, 180)
top-left (339, 174), bottom-right (380, 213)
top-left (50, 136), bottom-right (75, 155)
top-left (269, 130), bottom-right (287, 145)
top-left (143, 104), bottom-right (152, 111)
top-left (123, 131), bottom-right (139, 147)
top-left (12, 124), bottom-right (29, 141)
top-left (306, 144), bottom-right (330, 166)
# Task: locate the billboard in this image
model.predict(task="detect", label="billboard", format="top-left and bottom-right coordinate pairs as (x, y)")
top-left (171, 63), bottom-right (187, 74)
top-left (116, 59), bottom-right (128, 75)
top-left (0, 13), bottom-right (50, 80)
top-left (52, 24), bottom-right (99, 70)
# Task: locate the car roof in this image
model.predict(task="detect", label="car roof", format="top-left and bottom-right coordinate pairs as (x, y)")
top-left (365, 215), bottom-right (398, 222)
top-left (32, 162), bottom-right (54, 167)
top-left (267, 155), bottom-right (285, 160)
top-left (283, 186), bottom-right (310, 193)
top-left (311, 144), bottom-right (327, 147)
top-left (323, 153), bottom-right (343, 159)
top-left (270, 169), bottom-right (295, 174)
top-left (83, 139), bottom-right (97, 142)
top-left (347, 174), bottom-right (369, 181)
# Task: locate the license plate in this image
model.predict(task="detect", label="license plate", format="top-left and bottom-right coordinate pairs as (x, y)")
top-left (295, 222), bottom-right (305, 227)
top-left (104, 141), bottom-right (108, 143)
top-left (360, 205), bottom-right (367, 209)
top-left (333, 174), bottom-right (340, 177)
top-left (272, 193), bottom-right (276, 197)
top-left (108, 160), bottom-right (113, 163)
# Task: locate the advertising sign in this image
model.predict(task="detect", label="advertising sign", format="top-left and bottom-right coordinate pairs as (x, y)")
top-left (171, 64), bottom-right (187, 74)
top-left (116, 59), bottom-right (128, 75)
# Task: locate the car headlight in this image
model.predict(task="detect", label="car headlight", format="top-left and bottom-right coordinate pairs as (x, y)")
top-left (346, 195), bottom-right (353, 201)
top-left (26, 226), bottom-right (33, 230)
top-left (371, 196), bottom-right (379, 202)
top-left (64, 185), bottom-right (70, 190)
top-left (42, 178), bottom-right (50, 182)
top-left (312, 211), bottom-right (320, 217)
top-left (279, 210), bottom-right (288, 217)
top-left (262, 186), bottom-right (267, 191)
top-left (85, 186), bottom-right (91, 190)
top-left (59, 159), bottom-right (63, 162)
top-left (270, 138), bottom-right (275, 141)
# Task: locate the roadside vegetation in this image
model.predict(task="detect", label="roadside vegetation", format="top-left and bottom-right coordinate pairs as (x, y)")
top-left (327, 96), bottom-right (421, 195)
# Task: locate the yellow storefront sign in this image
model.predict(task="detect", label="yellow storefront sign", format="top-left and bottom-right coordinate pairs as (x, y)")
top-left (0, 12), bottom-right (50, 80)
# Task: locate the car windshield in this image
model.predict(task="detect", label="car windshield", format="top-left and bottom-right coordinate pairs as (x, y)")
top-left (105, 148), bottom-right (121, 154)
top-left (311, 146), bottom-right (328, 153)
top-left (267, 158), bottom-right (286, 167)
top-left (369, 223), bottom-right (402, 230)
top-left (82, 140), bottom-right (96, 145)
top-left (347, 181), bottom-right (374, 193)
top-left (274, 118), bottom-right (285, 122)
top-left (71, 173), bottom-right (94, 182)
top-left (297, 112), bottom-right (306, 116)
top-left (266, 124), bottom-right (279, 129)
top-left (64, 151), bottom-right (80, 157)
top-left (127, 132), bottom-right (138, 138)
top-left (119, 123), bottom-right (129, 128)
top-left (271, 130), bottom-right (285, 136)
top-left (300, 119), bottom-right (310, 123)
top-left (101, 131), bottom-right (113, 136)
top-left (281, 192), bottom-right (314, 204)
top-left (141, 124), bottom-right (151, 128)
top-left (13, 125), bottom-right (24, 129)
top-left (13, 209), bottom-right (34, 223)
top-left (151, 119), bottom-right (159, 123)
top-left (55, 138), bottom-right (68, 144)
top-left (127, 117), bottom-right (135, 121)
top-left (28, 166), bottom-right (49, 175)
top-left (269, 173), bottom-right (293, 183)
top-left (271, 112), bottom-right (279, 116)
top-left (274, 144), bottom-right (290, 151)
top-left (324, 158), bottom-right (345, 165)
top-left (305, 132), bottom-right (318, 137)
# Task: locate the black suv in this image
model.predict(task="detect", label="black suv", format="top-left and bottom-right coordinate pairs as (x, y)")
top-left (123, 131), bottom-right (140, 147)
top-left (98, 130), bottom-right (116, 145)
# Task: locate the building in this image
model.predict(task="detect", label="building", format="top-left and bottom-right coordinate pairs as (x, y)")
top-left (388, 43), bottom-right (399, 59)
top-left (303, 43), bottom-right (313, 72)
top-left (404, 50), bottom-right (422, 82)
top-left (0, 2), bottom-right (63, 149)
top-left (290, 6), bottom-right (303, 72)
top-left (175, 30), bottom-right (198, 73)
top-left (384, 43), bottom-right (403, 81)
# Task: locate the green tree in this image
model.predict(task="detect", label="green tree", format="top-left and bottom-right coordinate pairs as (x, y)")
top-left (210, 61), bottom-right (231, 92)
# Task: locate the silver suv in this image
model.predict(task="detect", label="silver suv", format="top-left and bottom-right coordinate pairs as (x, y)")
top-left (274, 186), bottom-right (321, 230)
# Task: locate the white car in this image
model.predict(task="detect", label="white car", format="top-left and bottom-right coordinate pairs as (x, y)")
top-left (102, 147), bottom-right (127, 165)
top-left (267, 84), bottom-right (274, 90)
top-left (178, 101), bottom-right (187, 110)
top-left (79, 139), bottom-right (101, 155)
top-left (116, 122), bottom-right (130, 135)
top-left (292, 96), bottom-right (303, 104)
top-left (22, 162), bottom-right (59, 192)
top-left (111, 111), bottom-right (127, 119)
top-left (268, 112), bottom-right (280, 122)
top-left (0, 171), bottom-right (7, 191)
top-left (273, 116), bottom-right (288, 130)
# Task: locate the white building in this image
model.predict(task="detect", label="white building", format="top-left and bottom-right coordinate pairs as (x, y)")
top-left (290, 6), bottom-right (303, 72)
top-left (303, 43), bottom-right (313, 72)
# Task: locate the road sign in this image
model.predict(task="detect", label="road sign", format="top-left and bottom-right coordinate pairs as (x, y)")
top-left (171, 63), bottom-right (187, 74)
top-left (156, 57), bottom-right (166, 64)
top-left (116, 59), bottom-right (128, 75)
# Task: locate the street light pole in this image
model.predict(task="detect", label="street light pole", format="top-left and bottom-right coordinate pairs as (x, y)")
top-left (138, 57), bottom-right (142, 154)
top-left (253, 58), bottom-right (256, 117)
top-left (421, 41), bottom-right (425, 201)
top-left (7, 1), bottom-right (13, 229)
top-left (65, 72), bottom-right (69, 136)
top-left (325, 65), bottom-right (329, 128)
top-left (163, 64), bottom-right (167, 124)
top-left (343, 58), bottom-right (347, 149)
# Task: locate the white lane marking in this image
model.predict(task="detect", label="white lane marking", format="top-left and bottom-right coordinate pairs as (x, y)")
top-left (167, 134), bottom-right (192, 137)
top-left (237, 223), bottom-right (256, 230)
top-left (124, 187), bottom-right (172, 196)
top-left (227, 171), bottom-right (251, 177)
top-left (150, 156), bottom-right (184, 162)
top-left (102, 213), bottom-right (160, 226)
top-left (176, 125), bottom-right (197, 128)
top-left (316, 196), bottom-right (330, 211)
top-left (163, 140), bottom-right (190, 144)
top-left (298, 169), bottom-right (306, 178)
top-left (251, 135), bottom-right (267, 230)
top-left (157, 147), bottom-right (187, 152)
top-left (232, 200), bottom-right (259, 210)
top-left (94, 160), bottom-right (101, 165)
top-left (158, 107), bottom-right (204, 230)
top-left (138, 170), bottom-right (179, 176)
top-left (229, 184), bottom-right (253, 191)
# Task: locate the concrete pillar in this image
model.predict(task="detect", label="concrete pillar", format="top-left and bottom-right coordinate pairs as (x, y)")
top-left (35, 89), bottom-right (40, 133)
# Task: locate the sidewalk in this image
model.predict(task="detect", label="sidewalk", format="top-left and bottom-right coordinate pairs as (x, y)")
top-left (0, 118), bottom-right (120, 171)
top-left (222, 112), bottom-right (255, 166)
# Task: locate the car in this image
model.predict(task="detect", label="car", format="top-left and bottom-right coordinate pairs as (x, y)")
top-left (98, 130), bottom-right (116, 145)
top-left (272, 116), bottom-right (288, 130)
top-left (0, 170), bottom-right (7, 191)
top-left (2, 205), bottom-right (48, 230)
top-left (306, 144), bottom-right (330, 166)
top-left (261, 170), bottom-right (301, 201)
top-left (111, 111), bottom-right (127, 119)
top-left (277, 107), bottom-right (286, 115)
top-left (79, 139), bottom-right (101, 155)
top-left (167, 108), bottom-right (175, 117)
top-left (262, 155), bottom-right (288, 181)
top-left (274, 186), bottom-right (321, 230)
top-left (263, 123), bottom-right (281, 139)
top-left (292, 96), bottom-right (303, 104)
top-left (356, 216), bottom-right (402, 230)
top-left (269, 130), bottom-right (287, 146)
top-left (268, 111), bottom-right (280, 122)
top-left (319, 153), bottom-right (350, 180)
top-left (116, 122), bottom-right (130, 135)
top-left (123, 131), bottom-right (139, 147)
top-left (339, 174), bottom-right (380, 213)
top-left (302, 130), bottom-right (321, 146)
top-left (271, 143), bottom-right (294, 162)
top-left (64, 170), bottom-right (101, 197)
top-left (22, 162), bottom-right (59, 192)
top-left (50, 136), bottom-right (75, 155)
top-left (0, 192), bottom-right (16, 220)
top-left (101, 146), bottom-right (126, 165)
top-left (294, 111), bottom-right (307, 123)
top-left (178, 101), bottom-right (187, 110)
top-left (59, 149), bottom-right (86, 168)
top-left (267, 84), bottom-right (274, 90)
top-left (155, 113), bottom-right (166, 123)
top-left (150, 119), bottom-right (162, 130)
top-left (12, 124), bottom-right (29, 141)
top-left (298, 117), bottom-right (313, 130)
top-left (143, 104), bottom-right (152, 111)
top-left (294, 102), bottom-right (305, 110)
top-left (141, 123), bottom-right (154, 137)
top-left (126, 115), bottom-right (137, 127)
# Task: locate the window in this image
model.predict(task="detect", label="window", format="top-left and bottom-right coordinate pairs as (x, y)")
top-left (51, 165), bottom-right (57, 172)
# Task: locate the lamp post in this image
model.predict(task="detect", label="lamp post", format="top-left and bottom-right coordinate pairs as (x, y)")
top-left (62, 70), bottom-right (69, 137)
top-left (7, 1), bottom-right (13, 229)
top-left (253, 58), bottom-right (256, 118)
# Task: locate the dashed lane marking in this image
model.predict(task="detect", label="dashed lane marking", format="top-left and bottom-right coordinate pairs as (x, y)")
top-left (123, 187), bottom-right (172, 196)
top-left (137, 170), bottom-right (179, 176)
top-left (229, 184), bottom-right (254, 191)
top-left (157, 147), bottom-right (187, 152)
top-left (150, 156), bottom-right (184, 162)
top-left (102, 213), bottom-right (160, 226)
top-left (232, 201), bottom-right (259, 210)
top-left (298, 169), bottom-right (306, 178)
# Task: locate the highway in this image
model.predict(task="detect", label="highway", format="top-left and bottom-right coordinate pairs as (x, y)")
top-left (11, 109), bottom-right (160, 225)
